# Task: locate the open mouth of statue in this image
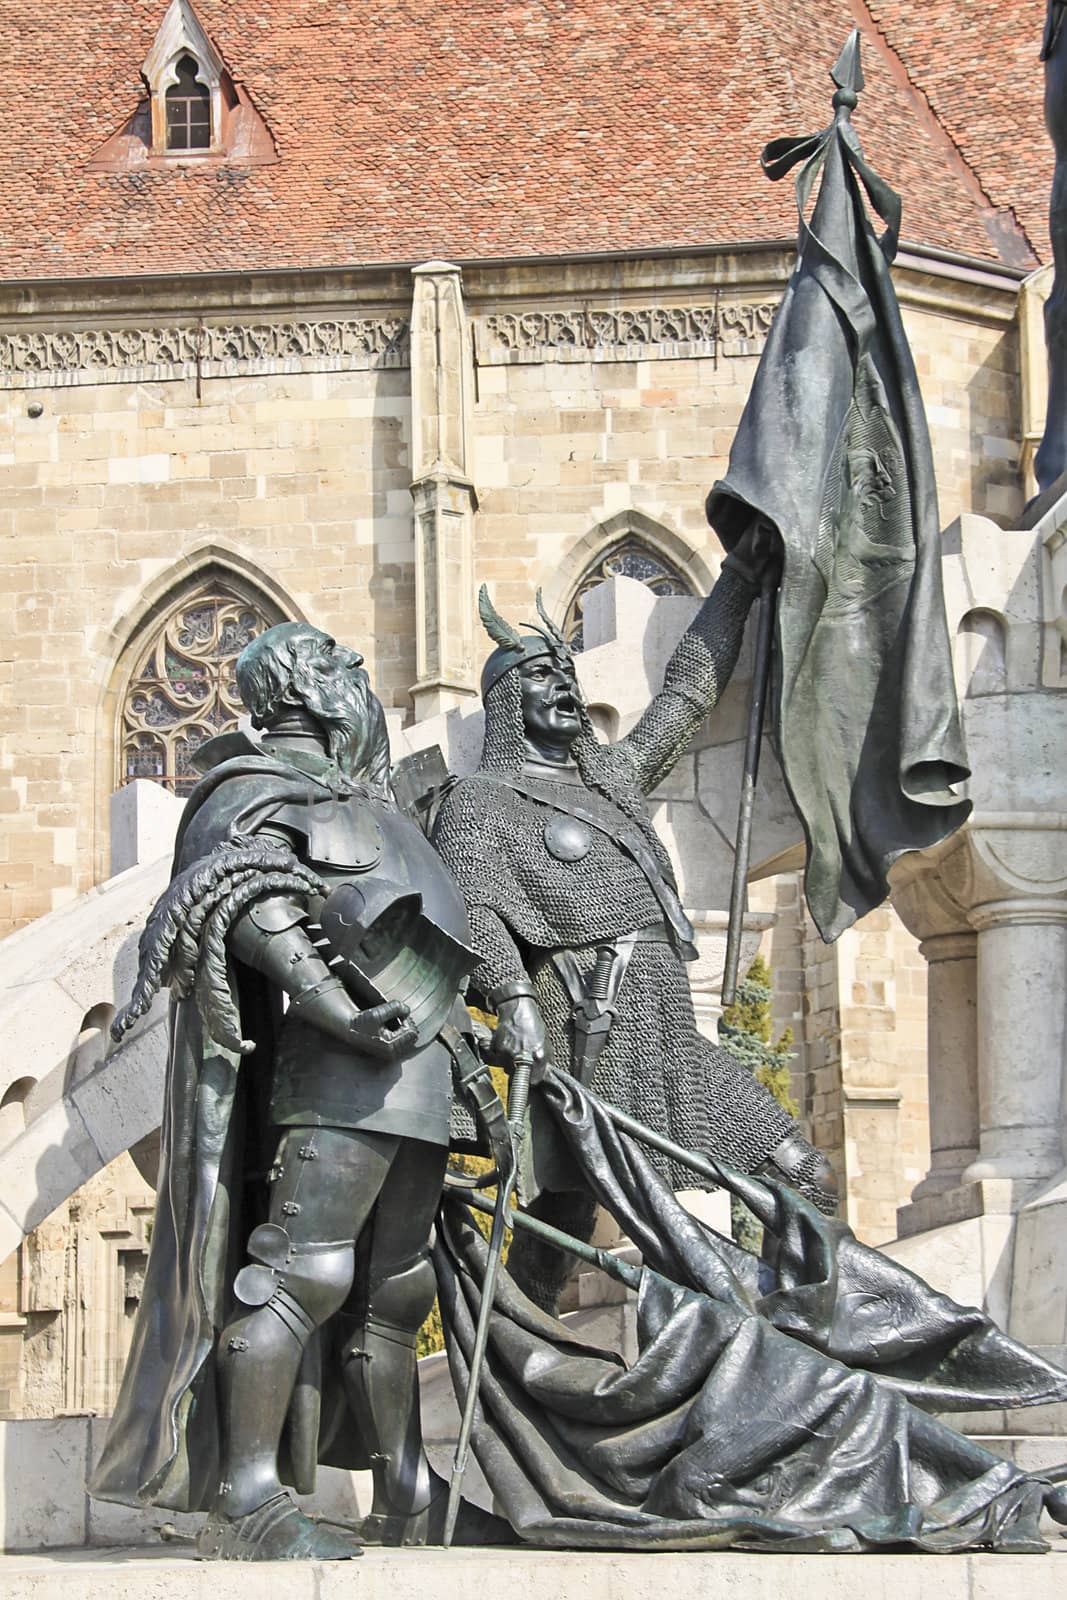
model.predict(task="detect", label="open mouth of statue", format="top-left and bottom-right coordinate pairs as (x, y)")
top-left (552, 693), bottom-right (579, 716)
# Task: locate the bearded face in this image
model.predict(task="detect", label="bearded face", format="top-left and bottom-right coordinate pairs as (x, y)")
top-left (236, 623), bottom-right (391, 789)
top-left (291, 635), bottom-right (387, 780)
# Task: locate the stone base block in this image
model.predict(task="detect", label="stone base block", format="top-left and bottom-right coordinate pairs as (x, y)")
top-left (888, 1168), bottom-right (1067, 1437)
top-left (1010, 1171), bottom-right (1067, 1350)
top-left (1, 1544), bottom-right (1065, 1600)
top-left (895, 1177), bottom-right (1028, 1241)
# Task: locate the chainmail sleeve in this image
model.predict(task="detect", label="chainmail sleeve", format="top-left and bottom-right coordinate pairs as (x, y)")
top-left (433, 780), bottom-right (536, 1003)
top-left (466, 904), bottom-right (531, 1002)
top-left (621, 564), bottom-right (758, 795)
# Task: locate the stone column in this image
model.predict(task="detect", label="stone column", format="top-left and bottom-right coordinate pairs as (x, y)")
top-left (912, 931), bottom-right (979, 1198)
top-left (408, 261), bottom-right (479, 720)
top-left (891, 846), bottom-right (980, 1205)
top-left (686, 908), bottom-right (775, 1041)
top-left (893, 815), bottom-right (1067, 1215)
top-left (1019, 264), bottom-right (1053, 505)
top-left (963, 898), bottom-right (1067, 1185)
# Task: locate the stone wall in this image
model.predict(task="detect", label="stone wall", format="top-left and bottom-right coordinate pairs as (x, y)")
top-left (0, 251), bottom-right (1023, 938)
top-left (0, 269), bottom-right (416, 927)
top-left (749, 873), bottom-right (931, 1244)
top-left (0, 1154), bottom-right (153, 1422)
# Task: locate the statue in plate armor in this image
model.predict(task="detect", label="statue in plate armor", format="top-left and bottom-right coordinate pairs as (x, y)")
top-left (432, 527), bottom-right (838, 1314)
top-left (91, 623), bottom-right (502, 1560)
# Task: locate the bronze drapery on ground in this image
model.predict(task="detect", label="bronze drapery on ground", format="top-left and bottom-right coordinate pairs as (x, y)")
top-left (436, 1070), bottom-right (1067, 1554)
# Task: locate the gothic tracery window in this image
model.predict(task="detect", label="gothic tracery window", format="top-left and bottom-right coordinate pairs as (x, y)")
top-left (120, 578), bottom-right (280, 796)
top-left (564, 539), bottom-right (694, 651)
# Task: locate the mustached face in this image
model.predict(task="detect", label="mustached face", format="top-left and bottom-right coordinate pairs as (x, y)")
top-left (292, 637), bottom-right (383, 777)
top-left (517, 654), bottom-right (583, 758)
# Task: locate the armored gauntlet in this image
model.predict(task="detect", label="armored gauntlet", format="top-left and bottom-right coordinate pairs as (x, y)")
top-left (230, 896), bottom-right (415, 1059)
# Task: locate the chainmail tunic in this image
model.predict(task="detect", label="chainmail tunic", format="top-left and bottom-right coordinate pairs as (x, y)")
top-left (434, 566), bottom-right (795, 1190)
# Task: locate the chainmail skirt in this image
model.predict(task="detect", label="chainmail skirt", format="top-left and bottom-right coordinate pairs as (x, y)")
top-left (532, 941), bottom-right (794, 1193)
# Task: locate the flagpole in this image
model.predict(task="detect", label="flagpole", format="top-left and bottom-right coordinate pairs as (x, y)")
top-left (721, 569), bottom-right (777, 1007)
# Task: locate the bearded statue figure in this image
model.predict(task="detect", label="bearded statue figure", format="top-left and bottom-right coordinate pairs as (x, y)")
top-left (432, 531), bottom-right (837, 1314)
top-left (92, 623), bottom-right (503, 1558)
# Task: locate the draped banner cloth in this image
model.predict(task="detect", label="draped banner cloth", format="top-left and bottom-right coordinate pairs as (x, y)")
top-left (434, 1070), bottom-right (1067, 1554)
top-left (706, 35), bottom-right (970, 941)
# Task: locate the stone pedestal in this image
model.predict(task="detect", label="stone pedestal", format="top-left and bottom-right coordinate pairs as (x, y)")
top-left (885, 505), bottom-right (1067, 1432)
top-left (4, 1545), bottom-right (1066, 1599)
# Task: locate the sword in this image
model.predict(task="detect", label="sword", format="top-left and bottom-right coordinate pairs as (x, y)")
top-left (442, 1052), bottom-right (532, 1548)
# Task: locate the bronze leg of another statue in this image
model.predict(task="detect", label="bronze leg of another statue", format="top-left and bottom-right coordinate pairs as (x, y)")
top-left (338, 1138), bottom-right (446, 1543)
top-left (505, 1186), bottom-right (600, 1317)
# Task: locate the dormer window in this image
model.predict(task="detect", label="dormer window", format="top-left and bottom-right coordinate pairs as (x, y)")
top-left (166, 55), bottom-right (211, 151)
top-left (142, 0), bottom-right (227, 158)
top-left (87, 0), bottom-right (277, 173)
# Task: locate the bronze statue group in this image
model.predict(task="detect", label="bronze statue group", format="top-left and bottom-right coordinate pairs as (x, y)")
top-left (90, 23), bottom-right (1067, 1563)
top-left (90, 586), bottom-right (1067, 1559)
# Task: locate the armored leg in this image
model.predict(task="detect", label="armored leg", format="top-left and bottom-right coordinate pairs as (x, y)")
top-left (505, 1186), bottom-right (600, 1317)
top-left (203, 1126), bottom-right (397, 1560)
top-left (338, 1138), bottom-right (447, 1542)
top-left (214, 1232), bottom-right (355, 1520)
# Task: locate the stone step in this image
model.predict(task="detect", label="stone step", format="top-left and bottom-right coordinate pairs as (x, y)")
top-left (2, 1410), bottom-right (1064, 1555)
top-left (1, 1543), bottom-right (1065, 1600)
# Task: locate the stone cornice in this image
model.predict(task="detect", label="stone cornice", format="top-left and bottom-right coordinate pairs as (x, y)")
top-left (0, 316), bottom-right (410, 389)
top-left (473, 299), bottom-right (778, 366)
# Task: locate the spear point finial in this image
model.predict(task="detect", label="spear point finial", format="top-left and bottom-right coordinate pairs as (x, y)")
top-left (831, 29), bottom-right (864, 116)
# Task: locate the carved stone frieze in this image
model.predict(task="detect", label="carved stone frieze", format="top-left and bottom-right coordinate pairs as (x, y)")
top-left (0, 318), bottom-right (410, 388)
top-left (473, 300), bottom-right (778, 365)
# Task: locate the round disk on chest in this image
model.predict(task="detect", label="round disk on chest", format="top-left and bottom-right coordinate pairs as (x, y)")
top-left (543, 813), bottom-right (593, 862)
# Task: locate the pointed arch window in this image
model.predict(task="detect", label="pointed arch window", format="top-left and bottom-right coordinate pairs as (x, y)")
top-left (119, 576), bottom-right (283, 795)
top-left (564, 539), bottom-right (695, 651)
top-left (165, 54), bottom-right (211, 151)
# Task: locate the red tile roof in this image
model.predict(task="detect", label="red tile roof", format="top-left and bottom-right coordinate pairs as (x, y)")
top-left (0, 1), bottom-right (1053, 281)
top-left (865, 0), bottom-right (1053, 267)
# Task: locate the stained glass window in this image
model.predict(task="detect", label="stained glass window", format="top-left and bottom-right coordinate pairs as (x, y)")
top-left (564, 539), bottom-right (694, 651)
top-left (120, 579), bottom-right (279, 795)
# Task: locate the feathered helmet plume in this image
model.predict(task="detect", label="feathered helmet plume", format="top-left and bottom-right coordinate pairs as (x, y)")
top-left (478, 584), bottom-right (576, 698)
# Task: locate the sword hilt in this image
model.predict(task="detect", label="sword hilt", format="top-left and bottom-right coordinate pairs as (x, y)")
top-left (507, 1053), bottom-right (534, 1135)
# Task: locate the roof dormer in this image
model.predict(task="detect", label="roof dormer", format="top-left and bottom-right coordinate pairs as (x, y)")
top-left (86, 0), bottom-right (276, 174)
top-left (142, 0), bottom-right (227, 157)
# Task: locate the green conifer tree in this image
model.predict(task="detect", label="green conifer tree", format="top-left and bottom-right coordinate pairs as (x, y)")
top-left (719, 953), bottom-right (798, 1249)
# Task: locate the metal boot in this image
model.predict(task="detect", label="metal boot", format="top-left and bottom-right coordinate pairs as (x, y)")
top-left (339, 1254), bottom-right (438, 1543)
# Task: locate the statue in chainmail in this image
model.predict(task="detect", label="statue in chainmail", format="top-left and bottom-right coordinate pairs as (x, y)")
top-left (91, 623), bottom-right (506, 1559)
top-left (432, 529), bottom-right (838, 1315)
